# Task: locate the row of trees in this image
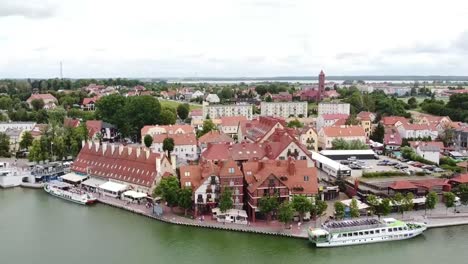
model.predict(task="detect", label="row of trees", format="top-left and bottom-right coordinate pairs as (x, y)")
top-left (331, 138), bottom-right (369, 150)
top-left (420, 94), bottom-right (468, 122)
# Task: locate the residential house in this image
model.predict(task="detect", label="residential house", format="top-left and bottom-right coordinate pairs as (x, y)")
top-left (381, 116), bottom-right (409, 128)
top-left (86, 120), bottom-right (119, 142)
top-left (192, 90), bottom-right (205, 99)
top-left (243, 159), bottom-right (318, 221)
top-left (81, 96), bottom-right (100, 111)
top-left (260, 102), bottom-right (308, 118)
top-left (0, 122), bottom-right (36, 133)
top-left (179, 159), bottom-right (243, 216)
top-left (415, 114), bottom-right (453, 134)
top-left (64, 118), bottom-right (81, 128)
top-left (141, 124), bottom-right (195, 139)
top-left (318, 125), bottom-right (367, 150)
top-left (356, 112), bottom-right (375, 137)
top-left (30, 124), bottom-right (48, 139)
top-left (299, 126), bottom-right (318, 152)
top-left (151, 133), bottom-right (198, 161)
top-left (268, 92), bottom-right (292, 102)
top-left (384, 128), bottom-right (402, 151)
top-left (4, 128), bottom-right (24, 152)
top-left (238, 116), bottom-right (286, 143)
top-left (316, 114), bottom-right (349, 131)
top-left (205, 94), bottom-right (221, 104)
top-left (219, 116), bottom-right (247, 138)
top-left (397, 123), bottom-right (438, 140)
top-left (71, 142), bottom-right (176, 193)
top-left (198, 130), bottom-right (234, 151)
top-left (26, 94), bottom-right (58, 110)
top-left (415, 144), bottom-right (441, 165)
top-left (454, 127), bottom-right (468, 150)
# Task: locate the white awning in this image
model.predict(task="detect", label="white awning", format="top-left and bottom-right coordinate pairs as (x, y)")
top-left (341, 199), bottom-right (369, 210)
top-left (99, 181), bottom-right (128, 193)
top-left (82, 178), bottom-right (107, 188)
top-left (60, 173), bottom-right (88, 183)
top-left (122, 190), bottom-right (148, 199)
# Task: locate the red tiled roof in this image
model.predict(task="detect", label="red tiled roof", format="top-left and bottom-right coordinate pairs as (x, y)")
top-left (322, 126), bottom-right (366, 138)
top-left (357, 111), bottom-right (374, 121)
top-left (244, 159), bottom-right (318, 195)
top-left (152, 133), bottom-right (197, 146)
top-left (450, 174), bottom-right (468, 184)
top-left (384, 128), bottom-right (402, 146)
top-left (31, 124), bottom-right (48, 137)
top-left (27, 93), bottom-right (57, 102)
top-left (86, 120), bottom-right (103, 138)
top-left (333, 118), bottom-right (347, 126)
top-left (190, 109), bottom-right (203, 117)
top-left (71, 142), bottom-right (160, 188)
top-left (82, 96), bottom-right (100, 105)
top-left (389, 180), bottom-right (418, 190)
top-left (381, 116), bottom-right (409, 126)
top-left (64, 118), bottom-right (80, 128)
top-left (411, 179), bottom-right (450, 190)
top-left (221, 116), bottom-right (247, 127)
top-left (242, 116), bottom-right (286, 142)
top-left (409, 141), bottom-right (444, 150)
top-left (198, 131), bottom-right (234, 146)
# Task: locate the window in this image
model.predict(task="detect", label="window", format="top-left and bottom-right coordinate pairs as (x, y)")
top-left (184, 171), bottom-right (190, 177)
top-left (398, 227), bottom-right (403, 231)
top-left (246, 171), bottom-right (252, 176)
top-left (358, 232), bottom-right (363, 236)
top-left (228, 168), bottom-right (235, 174)
top-left (370, 230), bottom-right (374, 234)
top-left (376, 230), bottom-right (380, 234)
top-left (304, 176), bottom-right (309, 181)
top-left (364, 231), bottom-right (369, 235)
top-left (185, 182), bottom-right (191, 187)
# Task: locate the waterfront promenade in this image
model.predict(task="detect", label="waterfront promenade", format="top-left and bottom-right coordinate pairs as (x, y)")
top-left (96, 195), bottom-right (468, 239)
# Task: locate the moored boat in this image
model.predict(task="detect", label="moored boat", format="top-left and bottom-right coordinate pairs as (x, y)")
top-left (308, 218), bottom-right (426, 247)
top-left (44, 181), bottom-right (97, 205)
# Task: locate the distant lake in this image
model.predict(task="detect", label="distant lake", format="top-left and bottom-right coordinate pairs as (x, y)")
top-left (167, 79), bottom-right (468, 85)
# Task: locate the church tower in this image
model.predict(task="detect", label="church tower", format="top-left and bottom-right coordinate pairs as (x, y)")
top-left (318, 70), bottom-right (325, 101)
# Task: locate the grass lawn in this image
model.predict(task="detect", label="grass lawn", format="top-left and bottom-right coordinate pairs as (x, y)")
top-left (159, 99), bottom-right (202, 110)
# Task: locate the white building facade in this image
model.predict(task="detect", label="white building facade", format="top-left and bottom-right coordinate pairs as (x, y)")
top-left (202, 103), bottom-right (253, 119)
top-left (317, 103), bottom-right (350, 115)
top-left (260, 102), bottom-right (308, 118)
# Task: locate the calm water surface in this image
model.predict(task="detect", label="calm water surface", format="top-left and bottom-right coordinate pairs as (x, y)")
top-left (1, 188), bottom-right (467, 264)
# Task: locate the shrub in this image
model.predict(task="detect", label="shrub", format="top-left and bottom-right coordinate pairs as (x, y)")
top-left (362, 171), bottom-right (407, 178)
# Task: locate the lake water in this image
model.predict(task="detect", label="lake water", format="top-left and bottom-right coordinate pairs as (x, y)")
top-left (1, 188), bottom-right (467, 264)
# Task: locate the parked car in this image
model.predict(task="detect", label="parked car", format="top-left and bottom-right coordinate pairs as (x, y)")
top-left (377, 161), bottom-right (388, 166)
top-left (422, 165), bottom-right (434, 171)
top-left (387, 161), bottom-right (398, 166)
top-left (349, 164), bottom-right (362, 170)
top-left (434, 167), bottom-right (445, 173)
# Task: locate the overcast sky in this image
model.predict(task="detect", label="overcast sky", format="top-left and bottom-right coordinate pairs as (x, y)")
top-left (1, 0), bottom-right (468, 78)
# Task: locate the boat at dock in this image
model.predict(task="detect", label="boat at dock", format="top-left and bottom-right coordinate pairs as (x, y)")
top-left (308, 218), bottom-right (426, 247)
top-left (44, 181), bottom-right (97, 205)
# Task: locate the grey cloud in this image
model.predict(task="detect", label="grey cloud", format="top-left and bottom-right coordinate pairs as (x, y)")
top-left (455, 30), bottom-right (468, 51)
top-left (0, 1), bottom-right (56, 19)
top-left (385, 43), bottom-right (447, 55)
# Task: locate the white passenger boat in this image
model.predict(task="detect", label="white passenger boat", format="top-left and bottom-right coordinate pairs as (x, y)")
top-left (44, 181), bottom-right (97, 205)
top-left (308, 218), bottom-right (426, 247)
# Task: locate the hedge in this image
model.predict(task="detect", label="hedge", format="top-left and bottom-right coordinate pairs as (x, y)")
top-left (362, 171), bottom-right (407, 178)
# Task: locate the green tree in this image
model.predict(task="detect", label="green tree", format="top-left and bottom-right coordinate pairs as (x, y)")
top-left (178, 187), bottom-right (193, 216)
top-left (153, 176), bottom-right (180, 212)
top-left (349, 198), bottom-right (360, 218)
top-left (258, 196), bottom-right (279, 222)
top-left (443, 192), bottom-right (456, 214)
top-left (31, 99), bottom-right (45, 111)
top-left (366, 194), bottom-right (380, 216)
top-left (402, 192), bottom-right (414, 216)
top-left (159, 108), bottom-right (177, 125)
top-left (123, 96), bottom-right (162, 139)
top-left (311, 198), bottom-right (328, 221)
top-left (265, 95), bottom-right (272, 102)
top-left (292, 195), bottom-right (312, 222)
top-left (334, 201), bottom-right (345, 220)
top-left (143, 134), bottom-right (153, 148)
top-left (278, 201), bottom-right (295, 228)
top-left (425, 191), bottom-right (438, 215)
top-left (176, 103), bottom-right (190, 120)
top-left (378, 198), bottom-right (392, 216)
top-left (370, 123), bottom-right (385, 143)
top-left (28, 139), bottom-right (44, 163)
top-left (407, 97), bottom-right (418, 109)
top-left (95, 94), bottom-right (126, 128)
top-left (287, 119), bottom-right (303, 128)
top-left (162, 137), bottom-right (174, 156)
top-left (393, 192), bottom-right (404, 216)
top-left (19, 131), bottom-right (34, 150)
top-left (219, 188), bottom-right (234, 213)
top-left (197, 119), bottom-right (217, 138)
top-left (0, 133), bottom-right (10, 157)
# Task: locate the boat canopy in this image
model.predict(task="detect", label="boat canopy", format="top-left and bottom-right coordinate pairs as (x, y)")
top-left (340, 199), bottom-right (369, 210)
top-left (60, 173), bottom-right (88, 183)
top-left (99, 181), bottom-right (128, 193)
top-left (122, 190), bottom-right (147, 199)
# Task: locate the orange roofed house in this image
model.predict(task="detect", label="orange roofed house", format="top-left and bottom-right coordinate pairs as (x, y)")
top-left (26, 94), bottom-right (58, 110)
top-left (243, 159), bottom-right (318, 222)
top-left (318, 125), bottom-right (367, 150)
top-left (179, 160), bottom-right (244, 216)
top-left (71, 142), bottom-right (176, 194)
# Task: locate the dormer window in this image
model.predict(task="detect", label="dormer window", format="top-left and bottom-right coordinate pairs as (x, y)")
top-left (228, 168), bottom-right (235, 174)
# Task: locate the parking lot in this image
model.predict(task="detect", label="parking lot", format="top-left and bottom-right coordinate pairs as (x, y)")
top-left (343, 155), bottom-right (425, 178)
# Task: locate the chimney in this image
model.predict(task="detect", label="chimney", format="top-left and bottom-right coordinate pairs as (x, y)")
top-left (128, 146), bottom-right (133, 156)
top-left (102, 143), bottom-right (107, 154)
top-left (145, 149), bottom-right (150, 159)
top-left (136, 147), bottom-right (141, 158)
top-left (118, 145), bottom-right (124, 155)
top-left (288, 159), bottom-right (296, 175)
top-left (111, 144), bottom-right (116, 154)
